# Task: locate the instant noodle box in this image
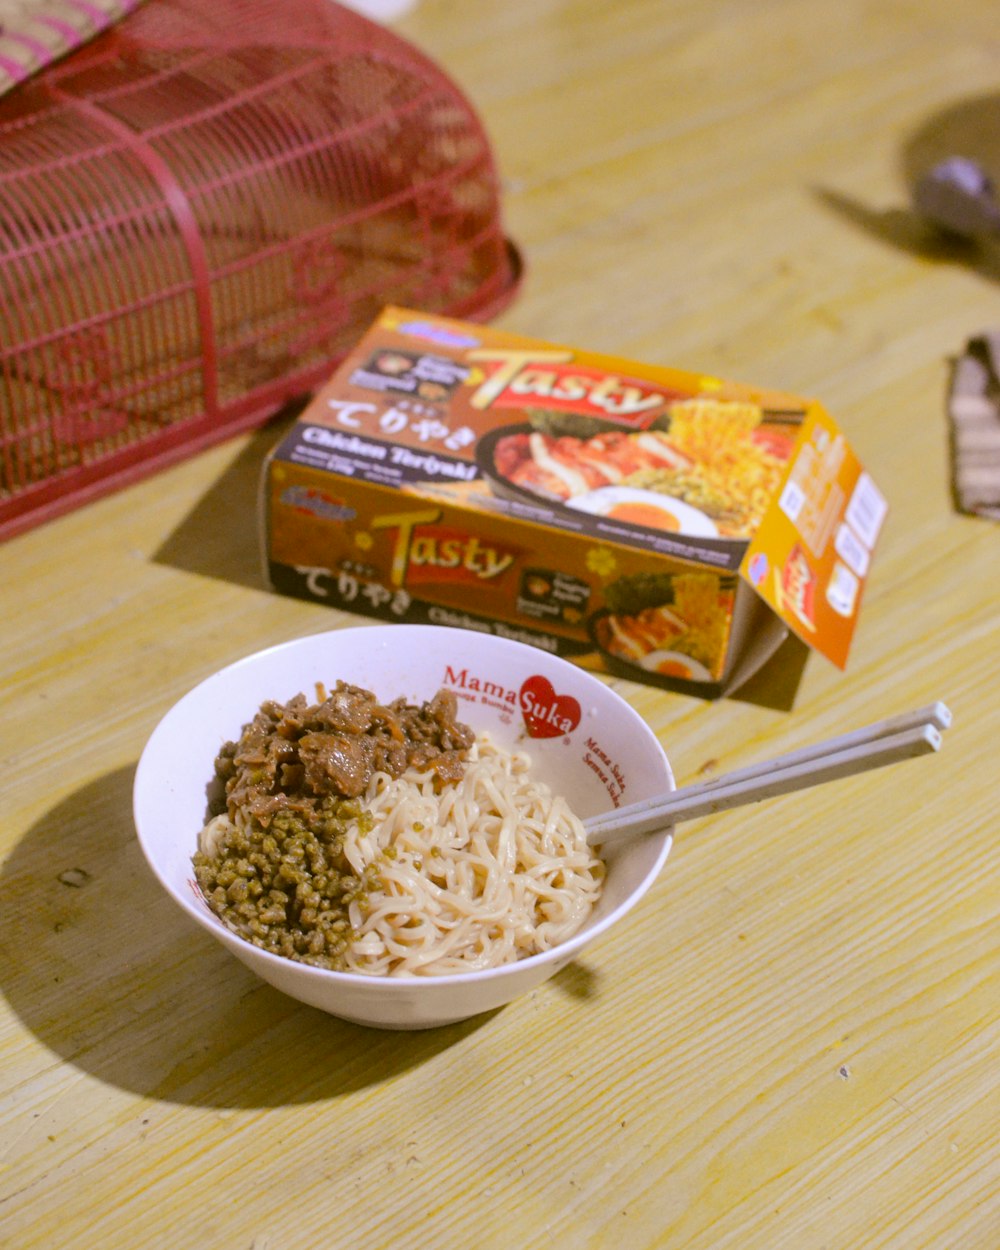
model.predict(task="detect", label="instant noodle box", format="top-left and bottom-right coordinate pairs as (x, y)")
top-left (261, 308), bottom-right (888, 698)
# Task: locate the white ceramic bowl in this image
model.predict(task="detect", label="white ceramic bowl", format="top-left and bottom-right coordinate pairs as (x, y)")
top-left (134, 625), bottom-right (673, 1029)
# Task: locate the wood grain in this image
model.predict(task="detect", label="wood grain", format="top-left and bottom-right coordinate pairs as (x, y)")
top-left (3, 2), bottom-right (999, 1247)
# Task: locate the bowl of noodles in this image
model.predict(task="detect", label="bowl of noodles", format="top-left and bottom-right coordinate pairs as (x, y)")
top-left (134, 625), bottom-right (674, 1029)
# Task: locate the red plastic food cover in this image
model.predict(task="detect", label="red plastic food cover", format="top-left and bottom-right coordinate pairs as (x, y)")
top-left (0, 0), bottom-right (520, 539)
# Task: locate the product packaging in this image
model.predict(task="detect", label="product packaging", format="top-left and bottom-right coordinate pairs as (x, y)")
top-left (262, 308), bottom-right (886, 696)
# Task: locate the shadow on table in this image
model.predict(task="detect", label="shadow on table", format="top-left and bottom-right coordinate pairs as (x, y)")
top-left (0, 766), bottom-right (545, 1109)
top-left (152, 404), bottom-right (302, 591)
top-left (729, 634), bottom-right (809, 713)
top-left (815, 89), bottom-right (1000, 283)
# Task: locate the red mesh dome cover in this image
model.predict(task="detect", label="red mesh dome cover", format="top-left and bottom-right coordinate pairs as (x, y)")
top-left (0, 0), bottom-right (521, 538)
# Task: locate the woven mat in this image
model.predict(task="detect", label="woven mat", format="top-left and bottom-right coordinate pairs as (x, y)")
top-left (0, 0), bottom-right (144, 97)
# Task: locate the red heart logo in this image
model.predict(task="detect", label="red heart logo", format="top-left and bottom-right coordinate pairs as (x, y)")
top-left (519, 675), bottom-right (582, 739)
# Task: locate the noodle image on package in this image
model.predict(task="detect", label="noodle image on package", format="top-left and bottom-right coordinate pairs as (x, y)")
top-left (490, 398), bottom-right (799, 540)
top-left (590, 571), bottom-right (737, 686)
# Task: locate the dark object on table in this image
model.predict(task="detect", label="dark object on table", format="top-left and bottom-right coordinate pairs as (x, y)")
top-left (948, 334), bottom-right (1000, 521)
top-left (912, 157), bottom-right (1000, 239)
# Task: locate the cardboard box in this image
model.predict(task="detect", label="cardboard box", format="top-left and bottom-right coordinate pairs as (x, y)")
top-left (262, 308), bottom-right (886, 697)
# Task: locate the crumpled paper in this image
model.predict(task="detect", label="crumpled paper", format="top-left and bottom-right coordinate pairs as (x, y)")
top-left (948, 334), bottom-right (1000, 521)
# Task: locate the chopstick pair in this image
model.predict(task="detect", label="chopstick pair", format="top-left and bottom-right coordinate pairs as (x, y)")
top-left (583, 702), bottom-right (952, 847)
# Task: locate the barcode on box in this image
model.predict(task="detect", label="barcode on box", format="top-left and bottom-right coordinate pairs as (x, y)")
top-left (834, 521), bottom-right (870, 578)
top-left (845, 472), bottom-right (887, 548)
top-left (780, 478), bottom-right (806, 523)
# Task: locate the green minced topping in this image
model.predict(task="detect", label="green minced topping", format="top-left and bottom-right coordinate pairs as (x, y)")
top-left (193, 798), bottom-right (383, 970)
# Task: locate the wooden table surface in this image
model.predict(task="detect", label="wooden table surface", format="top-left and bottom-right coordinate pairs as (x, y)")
top-left (3, 1), bottom-right (999, 1246)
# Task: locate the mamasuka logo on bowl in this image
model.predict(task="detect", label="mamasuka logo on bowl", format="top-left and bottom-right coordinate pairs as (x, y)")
top-left (442, 665), bottom-right (582, 738)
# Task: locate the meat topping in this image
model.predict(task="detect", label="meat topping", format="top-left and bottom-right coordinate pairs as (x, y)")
top-left (215, 682), bottom-right (474, 823)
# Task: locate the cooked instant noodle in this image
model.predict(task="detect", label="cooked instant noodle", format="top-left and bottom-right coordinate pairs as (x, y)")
top-left (193, 684), bottom-right (603, 977)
